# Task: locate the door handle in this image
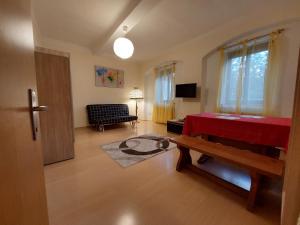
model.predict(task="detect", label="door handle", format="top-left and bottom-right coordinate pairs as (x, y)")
top-left (28, 89), bottom-right (48, 140)
top-left (33, 106), bottom-right (48, 112)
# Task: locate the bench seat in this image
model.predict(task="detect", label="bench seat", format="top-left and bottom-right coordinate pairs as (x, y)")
top-left (170, 135), bottom-right (284, 211)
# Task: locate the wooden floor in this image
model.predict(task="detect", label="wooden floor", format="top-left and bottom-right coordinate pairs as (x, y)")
top-left (44, 121), bottom-right (281, 225)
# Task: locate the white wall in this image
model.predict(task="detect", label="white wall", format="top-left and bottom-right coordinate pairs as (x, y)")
top-left (36, 37), bottom-right (142, 128)
top-left (141, 12), bottom-right (300, 119)
top-left (279, 21), bottom-right (300, 116)
top-left (203, 51), bottom-right (220, 113)
top-left (144, 69), bottom-right (155, 120)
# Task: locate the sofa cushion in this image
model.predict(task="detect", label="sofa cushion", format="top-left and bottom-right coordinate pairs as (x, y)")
top-left (98, 116), bottom-right (138, 125)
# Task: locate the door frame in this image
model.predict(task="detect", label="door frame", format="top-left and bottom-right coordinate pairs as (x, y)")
top-left (282, 49), bottom-right (300, 225)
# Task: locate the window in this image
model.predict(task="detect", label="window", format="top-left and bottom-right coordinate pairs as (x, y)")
top-left (155, 74), bottom-right (174, 104)
top-left (219, 41), bottom-right (269, 114)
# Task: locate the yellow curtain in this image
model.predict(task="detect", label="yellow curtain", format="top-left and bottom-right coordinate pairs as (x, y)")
top-left (152, 64), bottom-right (175, 124)
top-left (152, 104), bottom-right (174, 123)
top-left (263, 32), bottom-right (281, 116)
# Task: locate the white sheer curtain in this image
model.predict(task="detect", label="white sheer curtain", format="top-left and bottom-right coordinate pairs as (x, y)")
top-left (154, 73), bottom-right (174, 105)
top-left (217, 32), bottom-right (281, 115)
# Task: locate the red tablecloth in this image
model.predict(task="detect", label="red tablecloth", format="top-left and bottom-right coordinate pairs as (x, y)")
top-left (183, 112), bottom-right (291, 151)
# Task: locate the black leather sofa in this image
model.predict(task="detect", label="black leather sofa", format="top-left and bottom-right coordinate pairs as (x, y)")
top-left (86, 104), bottom-right (138, 131)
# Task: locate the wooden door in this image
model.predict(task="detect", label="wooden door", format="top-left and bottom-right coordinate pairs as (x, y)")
top-left (282, 49), bottom-right (300, 225)
top-left (0, 0), bottom-right (49, 225)
top-left (35, 51), bottom-right (74, 165)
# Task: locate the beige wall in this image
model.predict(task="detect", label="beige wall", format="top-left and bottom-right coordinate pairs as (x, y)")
top-left (36, 37), bottom-right (142, 128)
top-left (141, 11), bottom-right (300, 119)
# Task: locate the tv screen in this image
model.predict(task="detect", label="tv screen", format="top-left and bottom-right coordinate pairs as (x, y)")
top-left (175, 83), bottom-right (197, 98)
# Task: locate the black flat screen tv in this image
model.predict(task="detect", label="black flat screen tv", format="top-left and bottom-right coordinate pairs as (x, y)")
top-left (175, 83), bottom-right (197, 98)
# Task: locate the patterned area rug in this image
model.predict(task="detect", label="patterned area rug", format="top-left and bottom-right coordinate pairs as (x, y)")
top-left (101, 134), bottom-right (177, 167)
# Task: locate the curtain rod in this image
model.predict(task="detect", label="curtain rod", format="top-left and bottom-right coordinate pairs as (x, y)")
top-left (155, 61), bottom-right (177, 70)
top-left (220, 28), bottom-right (284, 51)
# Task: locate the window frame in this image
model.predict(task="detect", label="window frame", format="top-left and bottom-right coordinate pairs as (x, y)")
top-left (219, 41), bottom-right (269, 113)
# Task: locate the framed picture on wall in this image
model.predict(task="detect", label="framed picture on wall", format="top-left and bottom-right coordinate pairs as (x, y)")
top-left (95, 66), bottom-right (124, 88)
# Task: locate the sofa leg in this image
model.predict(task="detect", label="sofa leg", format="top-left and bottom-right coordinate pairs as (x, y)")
top-left (131, 121), bottom-right (136, 128)
top-left (97, 124), bottom-right (104, 132)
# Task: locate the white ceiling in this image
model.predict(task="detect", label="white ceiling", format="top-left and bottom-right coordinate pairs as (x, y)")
top-left (33, 0), bottom-right (300, 61)
top-left (33, 0), bottom-right (140, 46)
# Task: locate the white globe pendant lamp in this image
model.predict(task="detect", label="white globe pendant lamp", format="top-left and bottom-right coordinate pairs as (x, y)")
top-left (113, 25), bottom-right (134, 59)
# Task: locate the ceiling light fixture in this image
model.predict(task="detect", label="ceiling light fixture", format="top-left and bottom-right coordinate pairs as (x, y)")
top-left (113, 25), bottom-right (134, 59)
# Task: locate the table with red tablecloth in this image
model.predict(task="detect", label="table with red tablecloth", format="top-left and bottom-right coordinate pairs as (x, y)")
top-left (183, 112), bottom-right (291, 152)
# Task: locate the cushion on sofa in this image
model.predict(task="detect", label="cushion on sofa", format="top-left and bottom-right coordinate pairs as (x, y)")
top-left (97, 116), bottom-right (138, 125)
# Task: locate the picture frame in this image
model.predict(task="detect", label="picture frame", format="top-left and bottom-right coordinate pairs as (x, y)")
top-left (95, 66), bottom-right (124, 88)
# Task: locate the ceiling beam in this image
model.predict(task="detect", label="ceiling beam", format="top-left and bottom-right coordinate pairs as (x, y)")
top-left (91, 0), bottom-right (162, 55)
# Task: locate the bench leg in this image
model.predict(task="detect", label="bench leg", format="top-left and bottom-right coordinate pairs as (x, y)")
top-left (247, 171), bottom-right (261, 211)
top-left (197, 134), bottom-right (211, 164)
top-left (176, 146), bottom-right (192, 172)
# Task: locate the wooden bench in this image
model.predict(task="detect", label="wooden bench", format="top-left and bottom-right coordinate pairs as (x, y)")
top-left (170, 135), bottom-right (285, 211)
